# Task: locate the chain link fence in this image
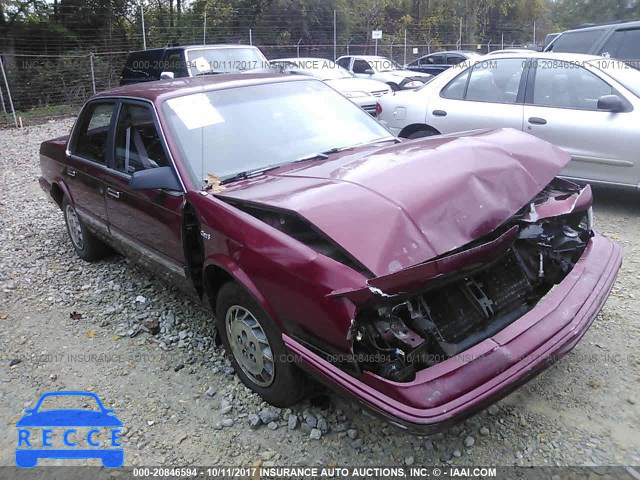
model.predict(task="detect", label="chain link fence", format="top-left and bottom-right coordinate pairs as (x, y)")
top-left (0, 52), bottom-right (127, 127)
top-left (0, 40), bottom-right (526, 128)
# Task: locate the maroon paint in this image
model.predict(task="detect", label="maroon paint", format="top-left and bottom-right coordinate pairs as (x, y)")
top-left (37, 75), bottom-right (622, 432)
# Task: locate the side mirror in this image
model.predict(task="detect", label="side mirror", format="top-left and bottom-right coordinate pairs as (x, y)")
top-left (130, 167), bottom-right (182, 192)
top-left (364, 68), bottom-right (374, 75)
top-left (597, 94), bottom-right (624, 112)
top-left (160, 71), bottom-right (175, 80)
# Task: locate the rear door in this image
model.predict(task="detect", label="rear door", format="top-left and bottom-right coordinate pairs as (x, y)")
top-left (425, 58), bottom-right (527, 133)
top-left (65, 101), bottom-right (114, 234)
top-left (522, 59), bottom-right (639, 186)
top-left (102, 100), bottom-right (188, 280)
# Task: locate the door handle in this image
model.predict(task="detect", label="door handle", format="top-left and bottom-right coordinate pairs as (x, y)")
top-left (66, 167), bottom-right (76, 178)
top-left (528, 117), bottom-right (547, 125)
top-left (107, 188), bottom-right (120, 199)
top-left (433, 110), bottom-right (447, 117)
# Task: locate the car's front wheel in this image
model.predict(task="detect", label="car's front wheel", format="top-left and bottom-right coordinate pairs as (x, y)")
top-left (215, 282), bottom-right (307, 406)
top-left (62, 197), bottom-right (110, 262)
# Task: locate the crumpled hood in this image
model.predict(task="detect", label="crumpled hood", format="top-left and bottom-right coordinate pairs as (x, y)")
top-left (219, 128), bottom-right (570, 276)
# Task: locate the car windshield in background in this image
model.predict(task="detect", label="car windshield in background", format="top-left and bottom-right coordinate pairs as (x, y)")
top-left (185, 47), bottom-right (267, 75)
top-left (274, 60), bottom-right (354, 80)
top-left (590, 59), bottom-right (640, 98)
top-left (162, 80), bottom-right (392, 185)
top-left (308, 65), bottom-right (353, 80)
top-left (368, 57), bottom-right (403, 72)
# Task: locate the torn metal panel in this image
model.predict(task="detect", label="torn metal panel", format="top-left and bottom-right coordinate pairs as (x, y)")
top-left (218, 128), bottom-right (571, 276)
top-left (329, 225), bottom-right (519, 304)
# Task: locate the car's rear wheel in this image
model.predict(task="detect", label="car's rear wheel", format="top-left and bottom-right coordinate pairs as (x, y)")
top-left (62, 197), bottom-right (110, 262)
top-left (215, 282), bottom-right (307, 406)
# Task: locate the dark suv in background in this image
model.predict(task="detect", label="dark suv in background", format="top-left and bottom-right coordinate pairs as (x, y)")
top-left (545, 20), bottom-right (640, 67)
top-left (120, 44), bottom-right (269, 85)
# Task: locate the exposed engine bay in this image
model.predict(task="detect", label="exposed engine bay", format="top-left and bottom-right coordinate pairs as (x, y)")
top-left (350, 181), bottom-right (593, 382)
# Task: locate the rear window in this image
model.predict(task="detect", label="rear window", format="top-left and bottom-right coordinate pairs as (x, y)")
top-left (548, 29), bottom-right (605, 53)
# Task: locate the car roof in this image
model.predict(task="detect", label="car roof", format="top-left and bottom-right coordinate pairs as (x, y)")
top-left (93, 74), bottom-right (312, 103)
top-left (272, 57), bottom-right (336, 64)
top-left (477, 51), bottom-right (602, 62)
top-left (127, 44), bottom-right (259, 54)
top-left (349, 55), bottom-right (390, 60)
top-left (422, 50), bottom-right (478, 56)
top-left (566, 19), bottom-right (640, 32)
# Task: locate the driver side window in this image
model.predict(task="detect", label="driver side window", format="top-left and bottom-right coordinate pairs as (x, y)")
top-left (113, 103), bottom-right (170, 175)
top-left (353, 59), bottom-right (372, 74)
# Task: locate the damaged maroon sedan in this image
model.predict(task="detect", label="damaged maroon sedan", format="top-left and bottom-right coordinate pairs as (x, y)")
top-left (38, 75), bottom-right (622, 433)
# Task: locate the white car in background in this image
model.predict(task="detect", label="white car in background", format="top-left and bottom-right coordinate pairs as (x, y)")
top-left (336, 55), bottom-right (432, 91)
top-left (269, 58), bottom-right (391, 114)
top-left (376, 52), bottom-right (640, 189)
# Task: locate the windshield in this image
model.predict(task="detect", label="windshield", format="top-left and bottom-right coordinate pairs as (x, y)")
top-left (185, 47), bottom-right (267, 75)
top-left (590, 59), bottom-right (640, 98)
top-left (162, 80), bottom-right (392, 185)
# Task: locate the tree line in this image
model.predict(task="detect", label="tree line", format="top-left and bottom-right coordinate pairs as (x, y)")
top-left (1, 0), bottom-right (639, 55)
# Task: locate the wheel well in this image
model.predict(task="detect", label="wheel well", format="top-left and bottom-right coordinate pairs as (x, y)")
top-left (398, 123), bottom-right (440, 138)
top-left (50, 183), bottom-right (64, 209)
top-left (203, 265), bottom-right (233, 312)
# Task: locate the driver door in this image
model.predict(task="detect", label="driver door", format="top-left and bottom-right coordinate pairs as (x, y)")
top-left (102, 100), bottom-right (188, 279)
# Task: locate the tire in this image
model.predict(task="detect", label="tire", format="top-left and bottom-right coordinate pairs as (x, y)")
top-left (407, 128), bottom-right (438, 139)
top-left (215, 282), bottom-right (307, 406)
top-left (387, 82), bottom-right (400, 91)
top-left (62, 197), bottom-right (110, 262)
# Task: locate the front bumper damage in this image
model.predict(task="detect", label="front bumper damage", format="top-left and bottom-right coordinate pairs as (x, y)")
top-left (284, 233), bottom-right (621, 432)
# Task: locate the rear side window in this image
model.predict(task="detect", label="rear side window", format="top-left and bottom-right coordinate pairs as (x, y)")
top-left (465, 59), bottom-right (524, 103)
top-left (336, 57), bottom-right (351, 69)
top-left (424, 54), bottom-right (444, 65)
top-left (114, 103), bottom-right (170, 175)
top-left (441, 70), bottom-right (470, 100)
top-left (72, 102), bottom-right (115, 164)
top-left (548, 29), bottom-right (605, 53)
top-left (447, 55), bottom-right (465, 65)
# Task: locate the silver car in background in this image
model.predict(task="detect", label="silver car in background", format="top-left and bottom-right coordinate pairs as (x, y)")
top-left (376, 52), bottom-right (640, 189)
top-left (269, 57), bottom-right (391, 115)
top-left (336, 55), bottom-right (432, 91)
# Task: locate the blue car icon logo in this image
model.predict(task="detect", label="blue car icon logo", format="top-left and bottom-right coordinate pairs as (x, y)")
top-left (15, 391), bottom-right (123, 468)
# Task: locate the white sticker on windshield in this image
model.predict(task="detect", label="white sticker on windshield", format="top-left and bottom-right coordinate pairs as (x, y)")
top-left (166, 93), bottom-right (224, 130)
top-left (192, 56), bottom-right (212, 73)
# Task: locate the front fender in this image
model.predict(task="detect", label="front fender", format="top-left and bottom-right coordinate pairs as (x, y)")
top-left (203, 254), bottom-right (280, 328)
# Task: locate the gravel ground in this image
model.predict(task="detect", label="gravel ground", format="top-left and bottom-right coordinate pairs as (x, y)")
top-left (0, 121), bottom-right (639, 469)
